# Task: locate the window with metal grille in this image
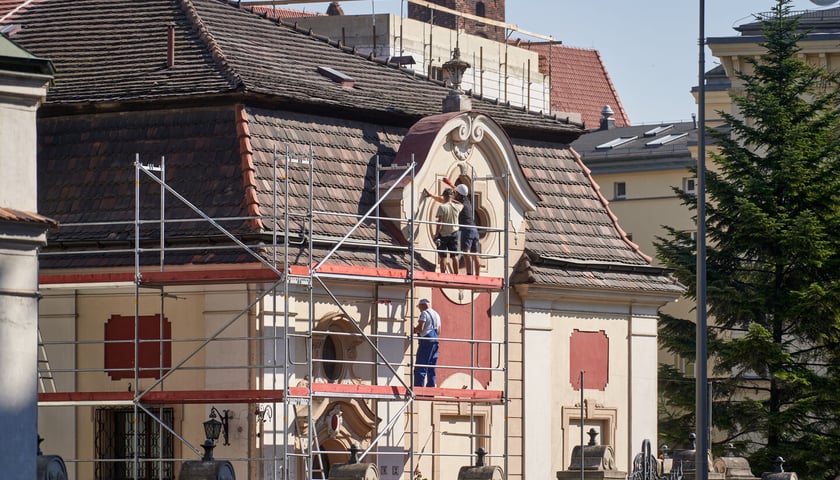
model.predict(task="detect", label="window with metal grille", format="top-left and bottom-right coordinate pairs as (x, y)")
top-left (95, 407), bottom-right (175, 480)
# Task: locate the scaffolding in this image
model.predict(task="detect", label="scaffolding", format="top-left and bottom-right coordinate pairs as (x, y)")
top-left (37, 144), bottom-right (514, 480)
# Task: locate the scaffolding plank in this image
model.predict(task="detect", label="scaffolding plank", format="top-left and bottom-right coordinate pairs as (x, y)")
top-left (39, 266), bottom-right (503, 290)
top-left (38, 386), bottom-right (503, 404)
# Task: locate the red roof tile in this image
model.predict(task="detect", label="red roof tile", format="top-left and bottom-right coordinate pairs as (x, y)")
top-left (0, 206), bottom-right (57, 226)
top-left (523, 43), bottom-right (631, 130)
top-left (248, 5), bottom-right (321, 20)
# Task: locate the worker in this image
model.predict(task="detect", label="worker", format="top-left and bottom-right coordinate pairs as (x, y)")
top-left (413, 298), bottom-right (440, 387)
top-left (454, 183), bottom-right (480, 276)
top-left (429, 187), bottom-right (460, 274)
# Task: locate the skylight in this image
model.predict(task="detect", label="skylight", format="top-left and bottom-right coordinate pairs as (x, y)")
top-left (595, 136), bottom-right (638, 150)
top-left (317, 66), bottom-right (355, 87)
top-left (645, 133), bottom-right (688, 146)
top-left (643, 125), bottom-right (674, 137)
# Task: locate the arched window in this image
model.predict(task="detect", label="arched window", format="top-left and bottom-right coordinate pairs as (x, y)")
top-left (475, 1), bottom-right (486, 17)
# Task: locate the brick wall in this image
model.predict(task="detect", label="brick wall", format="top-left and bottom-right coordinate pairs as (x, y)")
top-left (409, 0), bottom-right (506, 43)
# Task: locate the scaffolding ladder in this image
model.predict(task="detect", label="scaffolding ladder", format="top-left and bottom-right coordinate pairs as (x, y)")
top-left (37, 329), bottom-right (57, 394)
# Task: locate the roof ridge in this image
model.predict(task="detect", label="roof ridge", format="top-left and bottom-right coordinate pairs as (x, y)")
top-left (179, 0), bottom-right (243, 90)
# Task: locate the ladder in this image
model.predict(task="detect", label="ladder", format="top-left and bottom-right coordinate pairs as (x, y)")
top-left (293, 403), bottom-right (327, 480)
top-left (37, 329), bottom-right (57, 393)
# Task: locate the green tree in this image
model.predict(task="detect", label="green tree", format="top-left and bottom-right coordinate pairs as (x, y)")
top-left (656, 1), bottom-right (840, 477)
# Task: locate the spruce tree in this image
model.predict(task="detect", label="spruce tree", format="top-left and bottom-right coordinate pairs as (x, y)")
top-left (656, 1), bottom-right (840, 477)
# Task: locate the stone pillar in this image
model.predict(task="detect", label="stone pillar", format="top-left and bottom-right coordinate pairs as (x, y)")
top-left (0, 35), bottom-right (53, 480)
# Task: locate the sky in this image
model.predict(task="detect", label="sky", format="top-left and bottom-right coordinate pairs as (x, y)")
top-left (291, 0), bottom-right (834, 125)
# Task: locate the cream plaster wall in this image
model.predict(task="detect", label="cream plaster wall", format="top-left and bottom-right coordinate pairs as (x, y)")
top-left (518, 290), bottom-right (671, 478)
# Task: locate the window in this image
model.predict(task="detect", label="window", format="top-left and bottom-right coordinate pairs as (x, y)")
top-left (429, 66), bottom-right (444, 82)
top-left (95, 408), bottom-right (175, 480)
top-left (321, 335), bottom-right (340, 382)
top-left (614, 182), bottom-right (626, 200)
top-left (475, 1), bottom-right (486, 17)
top-left (683, 177), bottom-right (697, 195)
top-left (646, 133), bottom-right (688, 146)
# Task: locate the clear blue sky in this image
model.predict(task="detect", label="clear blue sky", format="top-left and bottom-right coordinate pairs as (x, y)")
top-left (296, 1), bottom-right (831, 125)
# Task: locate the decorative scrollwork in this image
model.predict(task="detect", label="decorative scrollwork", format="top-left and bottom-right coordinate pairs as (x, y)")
top-left (631, 440), bottom-right (683, 480)
top-left (448, 115), bottom-right (485, 162)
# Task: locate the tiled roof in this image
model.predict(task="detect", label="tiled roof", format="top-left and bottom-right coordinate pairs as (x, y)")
top-left (0, 206), bottom-right (57, 226)
top-left (514, 139), bottom-right (651, 265)
top-left (248, 5), bottom-right (321, 20)
top-left (11, 1), bottom-right (678, 293)
top-left (0, 0), bottom-right (40, 23)
top-left (35, 105), bottom-right (679, 293)
top-left (523, 42), bottom-right (631, 130)
top-left (5, 0), bottom-right (579, 141)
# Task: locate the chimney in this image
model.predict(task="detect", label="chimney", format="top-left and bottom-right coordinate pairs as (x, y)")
top-left (167, 23), bottom-right (175, 68)
top-left (599, 105), bottom-right (615, 130)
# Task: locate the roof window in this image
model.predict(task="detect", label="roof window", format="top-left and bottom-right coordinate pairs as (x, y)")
top-left (317, 66), bottom-right (355, 88)
top-left (646, 133), bottom-right (688, 146)
top-left (595, 136), bottom-right (638, 150)
top-left (643, 125), bottom-right (674, 137)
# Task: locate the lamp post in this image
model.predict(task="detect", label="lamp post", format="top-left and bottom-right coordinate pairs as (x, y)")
top-left (696, 1), bottom-right (709, 478)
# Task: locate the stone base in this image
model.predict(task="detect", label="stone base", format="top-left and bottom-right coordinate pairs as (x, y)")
top-left (556, 469), bottom-right (628, 480)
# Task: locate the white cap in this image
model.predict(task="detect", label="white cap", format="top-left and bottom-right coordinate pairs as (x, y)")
top-left (418, 298), bottom-right (430, 305)
top-left (455, 184), bottom-right (469, 197)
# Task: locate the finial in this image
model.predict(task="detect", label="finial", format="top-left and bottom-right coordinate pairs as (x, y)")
top-left (348, 443), bottom-right (360, 464)
top-left (587, 428), bottom-right (599, 446)
top-left (475, 447), bottom-right (487, 467)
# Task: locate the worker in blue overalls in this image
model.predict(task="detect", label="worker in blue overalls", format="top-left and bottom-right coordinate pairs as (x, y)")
top-left (413, 298), bottom-right (441, 387)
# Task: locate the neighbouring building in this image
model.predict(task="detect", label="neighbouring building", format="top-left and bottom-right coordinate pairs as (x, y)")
top-left (269, 1), bottom-right (628, 128)
top-left (3, 1), bottom-right (681, 480)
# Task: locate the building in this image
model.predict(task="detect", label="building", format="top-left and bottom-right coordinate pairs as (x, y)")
top-left (523, 42), bottom-right (631, 129)
top-left (3, 1), bottom-right (681, 479)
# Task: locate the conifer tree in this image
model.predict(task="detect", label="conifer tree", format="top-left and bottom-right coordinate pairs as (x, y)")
top-left (657, 1), bottom-right (840, 476)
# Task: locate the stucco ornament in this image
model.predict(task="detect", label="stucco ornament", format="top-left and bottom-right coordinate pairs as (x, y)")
top-left (448, 114), bottom-right (485, 162)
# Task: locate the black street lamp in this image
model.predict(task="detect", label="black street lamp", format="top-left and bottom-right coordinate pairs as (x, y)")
top-left (201, 406), bottom-right (230, 461)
